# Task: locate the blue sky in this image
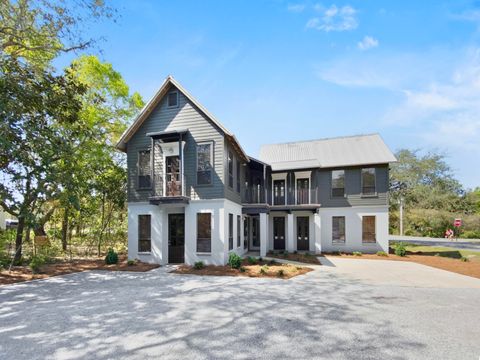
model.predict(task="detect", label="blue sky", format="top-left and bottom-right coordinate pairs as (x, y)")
top-left (64, 0), bottom-right (480, 188)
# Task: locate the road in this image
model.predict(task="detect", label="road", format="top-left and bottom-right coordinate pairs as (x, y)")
top-left (390, 235), bottom-right (480, 252)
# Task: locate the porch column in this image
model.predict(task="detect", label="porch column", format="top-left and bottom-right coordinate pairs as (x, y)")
top-left (287, 213), bottom-right (295, 252)
top-left (260, 212), bottom-right (268, 257)
top-left (314, 212), bottom-right (321, 253)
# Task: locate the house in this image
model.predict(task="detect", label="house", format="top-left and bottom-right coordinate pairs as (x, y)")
top-left (116, 76), bottom-right (397, 265)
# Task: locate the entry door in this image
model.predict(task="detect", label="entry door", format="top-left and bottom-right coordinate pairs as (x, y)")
top-left (251, 216), bottom-right (260, 250)
top-left (168, 214), bottom-right (185, 263)
top-left (297, 217), bottom-right (309, 251)
top-left (166, 156), bottom-right (181, 196)
top-left (273, 217), bottom-right (286, 250)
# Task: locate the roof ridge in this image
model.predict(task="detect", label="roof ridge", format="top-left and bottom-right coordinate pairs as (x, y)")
top-left (260, 133), bottom-right (380, 148)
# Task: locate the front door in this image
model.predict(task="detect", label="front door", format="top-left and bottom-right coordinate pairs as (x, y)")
top-left (250, 216), bottom-right (260, 250)
top-left (166, 156), bottom-right (181, 196)
top-left (168, 214), bottom-right (185, 263)
top-left (297, 216), bottom-right (309, 251)
top-left (273, 217), bottom-right (286, 250)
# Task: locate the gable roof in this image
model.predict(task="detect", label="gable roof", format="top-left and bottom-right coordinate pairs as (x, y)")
top-left (259, 134), bottom-right (397, 171)
top-left (116, 76), bottom-right (249, 161)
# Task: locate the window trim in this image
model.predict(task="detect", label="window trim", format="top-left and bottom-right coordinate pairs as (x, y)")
top-left (196, 141), bottom-right (214, 186)
top-left (332, 216), bottom-right (346, 245)
top-left (361, 167), bottom-right (377, 196)
top-left (271, 173), bottom-right (288, 205)
top-left (331, 169), bottom-right (346, 198)
top-left (294, 171), bottom-right (311, 205)
top-left (167, 91), bottom-right (179, 108)
top-left (362, 215), bottom-right (377, 244)
top-left (137, 149), bottom-right (152, 190)
top-left (138, 214), bottom-right (152, 253)
top-left (196, 212), bottom-right (212, 253)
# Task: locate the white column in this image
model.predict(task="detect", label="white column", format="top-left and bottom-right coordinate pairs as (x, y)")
top-left (314, 212), bottom-right (321, 254)
top-left (287, 213), bottom-right (295, 252)
top-left (260, 212), bottom-right (268, 257)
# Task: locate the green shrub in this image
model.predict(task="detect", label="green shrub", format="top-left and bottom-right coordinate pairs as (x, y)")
top-left (394, 242), bottom-right (407, 257)
top-left (105, 248), bottom-right (119, 265)
top-left (352, 251), bottom-right (362, 256)
top-left (462, 230), bottom-right (480, 239)
top-left (239, 266), bottom-right (246, 273)
top-left (259, 265), bottom-right (269, 274)
top-left (269, 259), bottom-right (277, 265)
top-left (127, 259), bottom-right (136, 266)
top-left (194, 261), bottom-right (205, 270)
top-left (29, 255), bottom-right (46, 273)
top-left (277, 269), bottom-right (284, 277)
top-left (304, 252), bottom-right (311, 257)
top-left (376, 251), bottom-right (388, 257)
top-left (247, 256), bottom-right (257, 265)
top-left (293, 250), bottom-right (298, 254)
top-left (282, 250), bottom-right (288, 257)
top-left (227, 253), bottom-right (242, 269)
top-left (460, 256), bottom-right (469, 262)
top-left (258, 257), bottom-right (263, 262)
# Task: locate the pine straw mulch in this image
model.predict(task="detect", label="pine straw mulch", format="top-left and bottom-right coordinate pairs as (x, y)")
top-left (0, 256), bottom-right (160, 286)
top-left (267, 252), bottom-right (321, 264)
top-left (324, 252), bottom-right (480, 279)
top-left (172, 259), bottom-right (313, 280)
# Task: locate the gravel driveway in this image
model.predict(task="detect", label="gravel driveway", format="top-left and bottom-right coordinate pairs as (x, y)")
top-left (1, 261), bottom-right (479, 360)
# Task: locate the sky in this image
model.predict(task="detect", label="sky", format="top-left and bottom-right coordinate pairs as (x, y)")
top-left (60, 0), bottom-right (480, 188)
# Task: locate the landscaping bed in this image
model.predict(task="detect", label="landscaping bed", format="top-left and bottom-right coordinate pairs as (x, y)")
top-left (0, 257), bottom-right (160, 286)
top-left (267, 251), bottom-right (321, 264)
top-left (172, 258), bottom-right (312, 279)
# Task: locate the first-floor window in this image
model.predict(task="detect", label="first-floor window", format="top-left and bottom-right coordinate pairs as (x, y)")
top-left (237, 215), bottom-right (241, 247)
top-left (244, 217), bottom-right (249, 249)
top-left (197, 213), bottom-right (212, 252)
top-left (138, 215), bottom-right (151, 252)
top-left (362, 216), bottom-right (376, 243)
top-left (332, 216), bottom-right (345, 244)
top-left (229, 213), bottom-right (234, 250)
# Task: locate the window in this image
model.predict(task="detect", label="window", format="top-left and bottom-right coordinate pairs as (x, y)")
top-left (197, 213), bottom-right (211, 252)
top-left (362, 216), bottom-right (376, 243)
top-left (228, 151), bottom-right (233, 188)
top-left (138, 150), bottom-right (151, 189)
top-left (297, 178), bottom-right (309, 204)
top-left (362, 168), bottom-right (376, 195)
top-left (236, 159), bottom-right (241, 193)
top-left (332, 216), bottom-right (345, 244)
top-left (138, 215), bottom-right (151, 252)
top-left (331, 170), bottom-right (345, 197)
top-left (244, 217), bottom-right (249, 249)
top-left (228, 213), bottom-right (233, 250)
top-left (237, 215), bottom-right (241, 247)
top-left (197, 143), bottom-right (213, 185)
top-left (167, 91), bottom-right (178, 107)
top-left (273, 180), bottom-right (285, 205)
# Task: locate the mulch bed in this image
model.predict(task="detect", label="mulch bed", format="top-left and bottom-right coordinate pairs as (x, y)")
top-left (0, 257), bottom-right (160, 286)
top-left (267, 252), bottom-right (321, 264)
top-left (172, 259), bottom-right (313, 279)
top-left (325, 252), bottom-right (480, 279)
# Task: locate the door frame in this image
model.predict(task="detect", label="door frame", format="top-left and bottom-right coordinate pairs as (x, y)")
top-left (168, 213), bottom-right (185, 264)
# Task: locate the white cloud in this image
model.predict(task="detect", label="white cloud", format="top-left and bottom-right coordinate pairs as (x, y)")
top-left (287, 3), bottom-right (306, 13)
top-left (357, 36), bottom-right (379, 50)
top-left (306, 4), bottom-right (358, 32)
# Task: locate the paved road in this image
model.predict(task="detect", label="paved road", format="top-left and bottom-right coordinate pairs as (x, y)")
top-left (1, 262), bottom-right (480, 360)
top-left (390, 235), bottom-right (480, 252)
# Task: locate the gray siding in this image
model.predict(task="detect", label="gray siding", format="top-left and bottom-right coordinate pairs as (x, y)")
top-left (126, 85), bottom-right (225, 202)
top-left (224, 141), bottom-right (244, 205)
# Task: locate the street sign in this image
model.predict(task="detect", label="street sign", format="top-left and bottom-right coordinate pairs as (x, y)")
top-left (453, 219), bottom-right (462, 227)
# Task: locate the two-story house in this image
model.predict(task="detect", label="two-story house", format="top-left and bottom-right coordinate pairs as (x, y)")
top-left (116, 76), bottom-right (397, 265)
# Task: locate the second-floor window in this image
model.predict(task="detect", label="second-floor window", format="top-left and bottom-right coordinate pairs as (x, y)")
top-left (273, 180), bottom-right (285, 205)
top-left (362, 168), bottom-right (376, 195)
top-left (138, 150), bottom-right (151, 189)
top-left (228, 151), bottom-right (234, 188)
top-left (297, 178), bottom-right (309, 204)
top-left (197, 143), bottom-right (213, 185)
top-left (236, 159), bottom-right (241, 193)
top-left (331, 170), bottom-right (345, 197)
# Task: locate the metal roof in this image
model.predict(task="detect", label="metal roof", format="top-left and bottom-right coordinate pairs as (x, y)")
top-left (259, 134), bottom-right (397, 171)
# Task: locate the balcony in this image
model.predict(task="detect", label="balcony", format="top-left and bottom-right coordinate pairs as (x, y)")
top-left (243, 184), bottom-right (266, 204)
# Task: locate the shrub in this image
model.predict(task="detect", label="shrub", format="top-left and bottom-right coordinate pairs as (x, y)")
top-left (194, 261), bottom-right (205, 270)
top-left (282, 250), bottom-right (288, 257)
top-left (376, 251), bottom-right (388, 257)
top-left (239, 266), bottom-right (246, 273)
top-left (269, 259), bottom-right (277, 265)
top-left (295, 266), bottom-right (303, 270)
top-left (259, 265), bottom-right (269, 274)
top-left (460, 256), bottom-right (469, 262)
top-left (29, 255), bottom-right (46, 274)
top-left (105, 248), bottom-right (119, 265)
top-left (127, 259), bottom-right (136, 266)
top-left (247, 256), bottom-right (257, 265)
top-left (277, 269), bottom-right (284, 277)
top-left (258, 257), bottom-right (263, 262)
top-left (304, 252), bottom-right (311, 257)
top-left (394, 243), bottom-right (407, 257)
top-left (293, 250), bottom-right (298, 254)
top-left (228, 253), bottom-right (242, 269)
top-left (462, 230), bottom-right (480, 239)
top-left (352, 251), bottom-right (362, 256)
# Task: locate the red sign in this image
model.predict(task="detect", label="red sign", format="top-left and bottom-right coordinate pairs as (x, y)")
top-left (454, 219), bottom-right (462, 227)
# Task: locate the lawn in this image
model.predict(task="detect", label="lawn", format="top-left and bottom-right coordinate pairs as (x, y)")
top-left (400, 244), bottom-right (480, 262)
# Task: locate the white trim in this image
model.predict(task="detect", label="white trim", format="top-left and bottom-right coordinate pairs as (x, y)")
top-left (294, 170), bottom-right (311, 205)
top-left (271, 172), bottom-right (287, 205)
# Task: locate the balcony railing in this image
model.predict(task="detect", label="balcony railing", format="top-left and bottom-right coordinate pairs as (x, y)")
top-left (243, 185), bottom-right (265, 204)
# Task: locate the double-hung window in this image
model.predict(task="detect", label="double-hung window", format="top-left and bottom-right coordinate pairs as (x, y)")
top-left (138, 215), bottom-right (151, 252)
top-left (197, 213), bottom-right (211, 252)
top-left (197, 143), bottom-right (213, 185)
top-left (362, 216), bottom-right (376, 243)
top-left (332, 216), bottom-right (345, 244)
top-left (228, 151), bottom-right (233, 188)
top-left (236, 159), bottom-right (241, 193)
top-left (362, 168), bottom-right (376, 195)
top-left (331, 170), bottom-right (345, 197)
top-left (228, 213), bottom-right (234, 250)
top-left (138, 150), bottom-right (151, 189)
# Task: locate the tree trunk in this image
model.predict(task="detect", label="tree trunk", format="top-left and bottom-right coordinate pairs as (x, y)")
top-left (13, 216), bottom-right (25, 263)
top-left (98, 193), bottom-right (106, 256)
top-left (61, 207), bottom-right (69, 251)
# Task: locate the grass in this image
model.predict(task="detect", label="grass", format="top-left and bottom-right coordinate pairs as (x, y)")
top-left (401, 244), bottom-right (480, 262)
